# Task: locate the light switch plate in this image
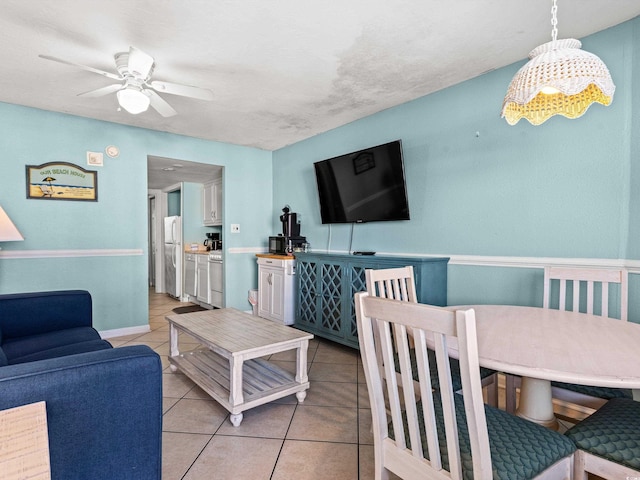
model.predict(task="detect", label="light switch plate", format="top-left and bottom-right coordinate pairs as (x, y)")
top-left (230, 224), bottom-right (240, 233)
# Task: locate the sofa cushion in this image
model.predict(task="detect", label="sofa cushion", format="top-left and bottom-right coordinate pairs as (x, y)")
top-left (2, 327), bottom-right (107, 363)
top-left (0, 290), bottom-right (92, 339)
top-left (8, 339), bottom-right (113, 365)
top-left (0, 346), bottom-right (7, 367)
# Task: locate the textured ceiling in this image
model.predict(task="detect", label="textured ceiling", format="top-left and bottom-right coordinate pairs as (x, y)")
top-left (1, 0), bottom-right (640, 153)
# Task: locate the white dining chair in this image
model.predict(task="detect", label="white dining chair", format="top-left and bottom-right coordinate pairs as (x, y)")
top-left (565, 397), bottom-right (640, 479)
top-left (355, 293), bottom-right (576, 480)
top-left (365, 267), bottom-right (499, 406)
top-left (505, 266), bottom-right (632, 414)
top-left (365, 266), bottom-right (419, 390)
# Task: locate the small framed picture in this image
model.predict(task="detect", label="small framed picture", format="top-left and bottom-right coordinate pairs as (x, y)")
top-left (26, 162), bottom-right (98, 201)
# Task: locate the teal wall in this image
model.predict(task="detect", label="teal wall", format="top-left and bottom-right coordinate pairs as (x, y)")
top-left (2, 18), bottom-right (638, 331)
top-left (0, 104), bottom-right (272, 331)
top-left (272, 18), bottom-right (640, 322)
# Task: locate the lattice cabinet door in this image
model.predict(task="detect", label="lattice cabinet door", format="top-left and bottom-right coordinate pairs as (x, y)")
top-left (345, 263), bottom-right (368, 346)
top-left (296, 258), bottom-right (318, 330)
top-left (294, 252), bottom-right (449, 349)
top-left (318, 262), bottom-right (343, 339)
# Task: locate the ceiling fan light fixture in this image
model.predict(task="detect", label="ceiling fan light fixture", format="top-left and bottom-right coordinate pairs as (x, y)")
top-left (40, 46), bottom-right (213, 118)
top-left (117, 87), bottom-right (150, 114)
top-left (501, 0), bottom-right (615, 126)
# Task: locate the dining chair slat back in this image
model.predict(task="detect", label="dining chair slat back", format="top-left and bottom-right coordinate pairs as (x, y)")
top-left (505, 266), bottom-right (632, 414)
top-left (365, 266), bottom-right (499, 406)
top-left (543, 266), bottom-right (628, 321)
top-left (365, 266), bottom-right (417, 302)
top-left (365, 267), bottom-right (418, 381)
top-left (545, 266), bottom-right (632, 409)
top-left (355, 293), bottom-right (576, 480)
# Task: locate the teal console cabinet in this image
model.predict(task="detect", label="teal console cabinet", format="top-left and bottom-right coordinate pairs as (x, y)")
top-left (294, 253), bottom-right (449, 349)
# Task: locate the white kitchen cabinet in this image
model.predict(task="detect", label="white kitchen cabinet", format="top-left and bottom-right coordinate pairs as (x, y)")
top-left (184, 253), bottom-right (197, 298)
top-left (202, 178), bottom-right (222, 226)
top-left (257, 256), bottom-right (295, 325)
top-left (196, 254), bottom-right (210, 304)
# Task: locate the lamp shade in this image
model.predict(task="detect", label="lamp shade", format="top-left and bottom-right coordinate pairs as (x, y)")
top-left (501, 38), bottom-right (615, 125)
top-left (117, 87), bottom-right (151, 114)
top-left (0, 206), bottom-right (24, 242)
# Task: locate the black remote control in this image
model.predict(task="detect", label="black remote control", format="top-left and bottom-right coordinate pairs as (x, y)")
top-left (352, 251), bottom-right (376, 255)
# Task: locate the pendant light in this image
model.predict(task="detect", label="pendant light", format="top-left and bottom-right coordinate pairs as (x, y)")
top-left (501, 0), bottom-right (615, 125)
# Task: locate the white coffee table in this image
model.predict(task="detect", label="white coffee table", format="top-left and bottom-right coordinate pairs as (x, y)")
top-left (166, 308), bottom-right (313, 426)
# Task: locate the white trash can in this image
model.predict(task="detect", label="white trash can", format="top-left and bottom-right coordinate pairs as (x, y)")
top-left (248, 289), bottom-right (258, 316)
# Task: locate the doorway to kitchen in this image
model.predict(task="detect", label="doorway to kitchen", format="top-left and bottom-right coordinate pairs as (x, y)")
top-left (147, 156), bottom-right (223, 298)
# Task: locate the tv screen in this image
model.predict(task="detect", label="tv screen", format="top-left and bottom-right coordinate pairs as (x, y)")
top-left (314, 140), bottom-right (410, 224)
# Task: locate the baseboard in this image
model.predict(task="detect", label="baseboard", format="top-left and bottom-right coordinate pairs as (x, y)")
top-left (99, 324), bottom-right (150, 339)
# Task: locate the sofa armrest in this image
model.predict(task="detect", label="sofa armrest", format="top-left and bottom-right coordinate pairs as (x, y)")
top-left (0, 345), bottom-right (162, 480)
top-left (0, 290), bottom-right (94, 340)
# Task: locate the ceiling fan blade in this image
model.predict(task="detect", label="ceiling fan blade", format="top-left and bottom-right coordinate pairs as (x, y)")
top-left (145, 89), bottom-right (177, 117)
top-left (127, 46), bottom-right (154, 78)
top-left (149, 80), bottom-right (214, 101)
top-left (77, 83), bottom-right (123, 98)
top-left (39, 54), bottom-right (121, 80)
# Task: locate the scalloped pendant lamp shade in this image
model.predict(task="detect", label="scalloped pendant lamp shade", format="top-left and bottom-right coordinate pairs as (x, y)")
top-left (501, 1), bottom-right (615, 125)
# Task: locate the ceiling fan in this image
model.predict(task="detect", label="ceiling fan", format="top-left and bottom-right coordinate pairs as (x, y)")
top-left (39, 46), bottom-right (214, 117)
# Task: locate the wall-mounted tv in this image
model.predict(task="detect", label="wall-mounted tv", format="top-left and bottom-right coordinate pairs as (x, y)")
top-left (314, 140), bottom-right (410, 224)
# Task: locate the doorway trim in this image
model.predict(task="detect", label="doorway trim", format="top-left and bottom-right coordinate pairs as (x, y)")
top-left (148, 189), bottom-right (167, 293)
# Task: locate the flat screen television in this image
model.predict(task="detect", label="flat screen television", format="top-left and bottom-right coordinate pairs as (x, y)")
top-left (314, 140), bottom-right (410, 224)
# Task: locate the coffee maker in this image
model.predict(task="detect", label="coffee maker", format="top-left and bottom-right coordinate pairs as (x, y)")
top-left (269, 205), bottom-right (306, 254)
top-left (204, 232), bottom-right (222, 251)
top-left (280, 205), bottom-right (300, 238)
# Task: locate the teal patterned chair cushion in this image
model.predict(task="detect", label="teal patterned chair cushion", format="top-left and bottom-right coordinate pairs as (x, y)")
top-left (391, 393), bottom-right (575, 480)
top-left (564, 397), bottom-right (640, 470)
top-left (551, 381), bottom-right (632, 400)
top-left (395, 349), bottom-right (496, 392)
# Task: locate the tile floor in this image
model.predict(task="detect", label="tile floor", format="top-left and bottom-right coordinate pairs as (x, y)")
top-left (107, 289), bottom-right (393, 480)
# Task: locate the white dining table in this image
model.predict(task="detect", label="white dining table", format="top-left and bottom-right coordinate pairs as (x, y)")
top-left (450, 304), bottom-right (640, 430)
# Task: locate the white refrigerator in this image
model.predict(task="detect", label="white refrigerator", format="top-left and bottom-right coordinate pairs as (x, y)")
top-left (164, 216), bottom-right (182, 298)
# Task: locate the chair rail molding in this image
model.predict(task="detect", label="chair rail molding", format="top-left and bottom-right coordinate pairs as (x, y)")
top-left (310, 250), bottom-right (640, 274)
top-left (445, 254), bottom-right (640, 273)
top-left (0, 249), bottom-right (144, 259)
top-left (6, 248), bottom-right (640, 275)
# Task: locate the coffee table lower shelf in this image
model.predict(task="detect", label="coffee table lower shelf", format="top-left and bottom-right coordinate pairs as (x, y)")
top-left (169, 348), bottom-right (309, 426)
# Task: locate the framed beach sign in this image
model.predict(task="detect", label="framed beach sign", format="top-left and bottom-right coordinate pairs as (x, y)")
top-left (26, 162), bottom-right (98, 201)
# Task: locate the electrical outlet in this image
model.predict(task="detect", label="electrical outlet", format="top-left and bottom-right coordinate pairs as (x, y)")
top-left (230, 224), bottom-right (240, 233)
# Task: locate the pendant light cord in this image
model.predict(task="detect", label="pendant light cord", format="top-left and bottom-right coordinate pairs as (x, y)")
top-left (551, 0), bottom-right (558, 43)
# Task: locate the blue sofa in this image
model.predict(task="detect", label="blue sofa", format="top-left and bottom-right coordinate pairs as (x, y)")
top-left (0, 290), bottom-right (162, 480)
